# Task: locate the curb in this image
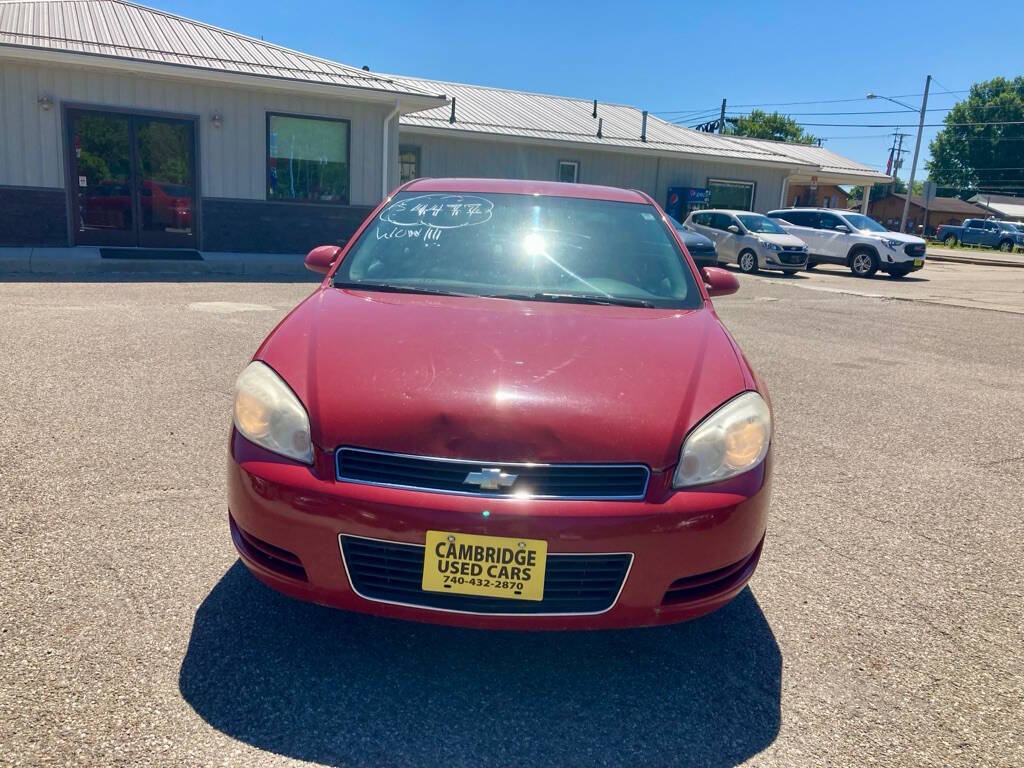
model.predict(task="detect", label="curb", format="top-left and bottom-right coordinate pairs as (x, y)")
top-left (925, 253), bottom-right (1024, 269)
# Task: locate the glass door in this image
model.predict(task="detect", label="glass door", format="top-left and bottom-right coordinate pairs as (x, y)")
top-left (136, 117), bottom-right (196, 248)
top-left (68, 109), bottom-right (197, 249)
top-left (69, 110), bottom-right (136, 246)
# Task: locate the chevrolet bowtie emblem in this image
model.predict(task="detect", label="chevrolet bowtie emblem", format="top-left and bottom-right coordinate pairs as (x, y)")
top-left (464, 467), bottom-right (518, 491)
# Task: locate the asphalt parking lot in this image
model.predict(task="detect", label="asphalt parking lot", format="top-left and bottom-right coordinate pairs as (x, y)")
top-left (2, 262), bottom-right (1022, 767)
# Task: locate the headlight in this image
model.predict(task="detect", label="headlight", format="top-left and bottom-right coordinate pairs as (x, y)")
top-left (233, 361), bottom-right (313, 464)
top-left (884, 239), bottom-right (903, 249)
top-left (672, 392), bottom-right (771, 488)
top-left (760, 240), bottom-right (782, 251)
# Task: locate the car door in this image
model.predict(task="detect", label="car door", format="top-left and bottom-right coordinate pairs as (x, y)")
top-left (712, 213), bottom-right (741, 263)
top-left (982, 221), bottom-right (1000, 248)
top-left (961, 219), bottom-right (983, 246)
top-left (814, 212), bottom-right (849, 264)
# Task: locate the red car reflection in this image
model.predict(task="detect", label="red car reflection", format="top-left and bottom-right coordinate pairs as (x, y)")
top-left (81, 179), bottom-right (191, 230)
top-left (227, 178), bottom-right (771, 629)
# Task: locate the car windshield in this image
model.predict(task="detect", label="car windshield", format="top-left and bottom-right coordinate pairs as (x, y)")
top-left (334, 191), bottom-right (702, 309)
top-left (1000, 222), bottom-right (1020, 232)
top-left (844, 213), bottom-right (888, 232)
top-left (737, 214), bottom-right (786, 234)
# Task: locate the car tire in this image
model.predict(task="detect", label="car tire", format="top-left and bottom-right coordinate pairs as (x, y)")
top-left (782, 268), bottom-right (800, 276)
top-left (849, 248), bottom-right (879, 277)
top-left (889, 268), bottom-right (911, 279)
top-left (943, 234), bottom-right (957, 246)
top-left (738, 250), bottom-right (758, 274)
top-left (806, 261), bottom-right (818, 270)
top-left (999, 239), bottom-right (1014, 252)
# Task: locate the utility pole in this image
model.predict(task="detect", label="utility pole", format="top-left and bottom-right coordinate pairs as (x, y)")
top-left (900, 75), bottom-right (931, 234)
top-left (718, 98), bottom-right (727, 134)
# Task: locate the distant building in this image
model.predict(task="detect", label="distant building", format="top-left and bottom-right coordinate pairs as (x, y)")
top-left (783, 183), bottom-right (850, 209)
top-left (868, 193), bottom-right (987, 236)
top-left (969, 193), bottom-right (1024, 222)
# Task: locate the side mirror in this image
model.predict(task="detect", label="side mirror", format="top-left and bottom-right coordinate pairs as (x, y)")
top-left (702, 266), bottom-right (740, 297)
top-left (835, 224), bottom-right (850, 233)
top-left (727, 225), bottom-right (741, 234)
top-left (304, 244), bottom-right (342, 275)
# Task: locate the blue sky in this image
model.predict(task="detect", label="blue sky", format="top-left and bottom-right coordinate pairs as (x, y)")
top-left (155, 0), bottom-right (1023, 181)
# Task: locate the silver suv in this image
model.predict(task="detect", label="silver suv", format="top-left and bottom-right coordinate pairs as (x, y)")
top-left (685, 209), bottom-right (809, 275)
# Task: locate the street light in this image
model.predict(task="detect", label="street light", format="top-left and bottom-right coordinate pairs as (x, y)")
top-left (866, 77), bottom-right (932, 234)
top-left (866, 92), bottom-right (916, 112)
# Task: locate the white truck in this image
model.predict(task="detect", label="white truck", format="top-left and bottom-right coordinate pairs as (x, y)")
top-left (766, 208), bottom-right (927, 278)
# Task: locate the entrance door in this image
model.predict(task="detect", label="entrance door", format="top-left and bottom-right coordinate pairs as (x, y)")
top-left (68, 109), bottom-right (197, 249)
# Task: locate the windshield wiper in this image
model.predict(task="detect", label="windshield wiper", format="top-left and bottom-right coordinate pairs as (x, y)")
top-left (333, 281), bottom-right (474, 297)
top-left (491, 292), bottom-right (656, 308)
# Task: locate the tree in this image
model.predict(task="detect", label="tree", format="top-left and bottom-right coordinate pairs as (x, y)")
top-left (926, 77), bottom-right (1024, 192)
top-left (725, 109), bottom-right (819, 144)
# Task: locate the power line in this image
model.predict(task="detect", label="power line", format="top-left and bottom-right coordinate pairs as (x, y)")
top-left (652, 88), bottom-right (969, 115)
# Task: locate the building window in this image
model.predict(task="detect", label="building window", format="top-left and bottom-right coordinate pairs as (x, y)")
top-left (558, 160), bottom-right (579, 183)
top-left (707, 178), bottom-right (755, 211)
top-left (267, 113), bottom-right (350, 204)
top-left (399, 145), bottom-right (420, 184)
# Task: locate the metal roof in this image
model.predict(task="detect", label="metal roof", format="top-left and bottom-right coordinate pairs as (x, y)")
top-left (722, 137), bottom-right (891, 182)
top-left (398, 77), bottom-right (813, 167)
top-left (969, 193), bottom-right (1024, 220)
top-left (0, 0), bottom-right (444, 101)
top-left (883, 193), bottom-right (987, 215)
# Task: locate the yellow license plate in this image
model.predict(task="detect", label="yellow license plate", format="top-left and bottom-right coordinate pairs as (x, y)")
top-left (914, 258), bottom-right (923, 267)
top-left (422, 530), bottom-right (547, 601)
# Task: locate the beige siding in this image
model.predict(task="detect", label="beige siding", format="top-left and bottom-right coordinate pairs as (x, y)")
top-left (399, 131), bottom-right (792, 213)
top-left (0, 57), bottom-right (394, 205)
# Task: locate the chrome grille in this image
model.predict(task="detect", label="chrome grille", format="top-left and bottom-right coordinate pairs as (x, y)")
top-left (335, 447), bottom-right (650, 499)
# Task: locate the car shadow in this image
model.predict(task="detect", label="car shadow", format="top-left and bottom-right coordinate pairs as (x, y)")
top-left (179, 562), bottom-right (781, 768)
top-left (807, 265), bottom-right (930, 283)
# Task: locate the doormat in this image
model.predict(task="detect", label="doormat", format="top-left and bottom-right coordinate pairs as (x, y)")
top-left (100, 248), bottom-right (203, 261)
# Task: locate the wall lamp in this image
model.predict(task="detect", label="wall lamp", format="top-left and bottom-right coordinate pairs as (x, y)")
top-left (211, 110), bottom-right (223, 128)
top-left (38, 93), bottom-right (54, 111)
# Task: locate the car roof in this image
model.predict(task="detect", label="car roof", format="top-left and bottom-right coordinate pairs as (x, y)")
top-left (403, 177), bottom-right (650, 204)
top-left (694, 209), bottom-right (763, 215)
top-left (768, 207), bottom-right (849, 213)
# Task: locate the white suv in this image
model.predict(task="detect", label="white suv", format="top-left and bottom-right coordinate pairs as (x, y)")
top-left (766, 208), bottom-right (927, 278)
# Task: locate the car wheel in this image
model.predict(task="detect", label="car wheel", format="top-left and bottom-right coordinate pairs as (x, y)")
top-left (943, 234), bottom-right (957, 246)
top-left (850, 248), bottom-right (879, 277)
top-left (999, 239), bottom-right (1014, 252)
top-left (782, 268), bottom-right (800, 276)
top-left (806, 261), bottom-right (818, 270)
top-left (738, 250), bottom-right (758, 274)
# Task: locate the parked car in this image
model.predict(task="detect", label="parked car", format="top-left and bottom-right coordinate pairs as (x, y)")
top-left (672, 220), bottom-right (718, 267)
top-left (935, 218), bottom-right (1024, 252)
top-left (685, 209), bottom-right (808, 274)
top-left (228, 178), bottom-right (773, 630)
top-left (767, 208), bottom-right (926, 278)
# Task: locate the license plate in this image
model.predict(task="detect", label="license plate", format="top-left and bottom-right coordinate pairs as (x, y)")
top-left (422, 530), bottom-right (547, 601)
top-left (914, 258), bottom-right (923, 267)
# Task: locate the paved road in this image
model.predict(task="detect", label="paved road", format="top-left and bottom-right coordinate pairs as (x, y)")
top-left (1, 266), bottom-right (1022, 767)
top-left (750, 259), bottom-right (1024, 314)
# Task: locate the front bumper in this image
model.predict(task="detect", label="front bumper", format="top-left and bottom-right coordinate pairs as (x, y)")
top-left (763, 249), bottom-right (808, 271)
top-left (227, 431), bottom-right (771, 630)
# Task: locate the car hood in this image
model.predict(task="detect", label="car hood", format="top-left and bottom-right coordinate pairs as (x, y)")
top-left (676, 228), bottom-right (715, 249)
top-left (864, 231), bottom-right (925, 245)
top-left (758, 232), bottom-right (807, 248)
top-left (256, 287), bottom-right (750, 470)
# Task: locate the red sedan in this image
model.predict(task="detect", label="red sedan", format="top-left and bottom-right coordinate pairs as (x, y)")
top-left (228, 178), bottom-right (772, 629)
